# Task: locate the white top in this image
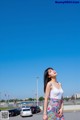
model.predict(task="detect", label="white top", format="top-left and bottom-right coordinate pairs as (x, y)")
top-left (49, 82), bottom-right (64, 100)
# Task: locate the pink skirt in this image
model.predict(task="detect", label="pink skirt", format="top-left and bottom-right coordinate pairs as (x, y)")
top-left (47, 98), bottom-right (64, 120)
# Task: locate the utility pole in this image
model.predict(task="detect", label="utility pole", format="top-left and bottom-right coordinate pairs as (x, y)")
top-left (0, 92), bottom-right (1, 104)
top-left (36, 77), bottom-right (39, 106)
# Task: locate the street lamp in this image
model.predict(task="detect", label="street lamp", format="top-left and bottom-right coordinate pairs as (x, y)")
top-left (0, 92), bottom-right (1, 103)
top-left (36, 77), bottom-right (39, 106)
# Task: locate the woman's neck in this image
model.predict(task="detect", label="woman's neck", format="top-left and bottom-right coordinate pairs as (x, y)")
top-left (51, 78), bottom-right (57, 83)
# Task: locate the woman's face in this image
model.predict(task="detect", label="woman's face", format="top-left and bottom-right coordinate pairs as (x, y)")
top-left (48, 69), bottom-right (57, 78)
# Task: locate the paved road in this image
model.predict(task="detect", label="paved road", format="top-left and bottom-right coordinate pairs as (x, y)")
top-left (9, 111), bottom-right (80, 120)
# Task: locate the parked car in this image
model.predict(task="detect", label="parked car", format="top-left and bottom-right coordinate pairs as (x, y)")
top-left (20, 107), bottom-right (33, 117)
top-left (30, 106), bottom-right (41, 114)
top-left (8, 108), bottom-right (20, 117)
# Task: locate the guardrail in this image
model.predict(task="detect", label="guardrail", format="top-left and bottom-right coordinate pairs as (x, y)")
top-left (64, 105), bottom-right (80, 111)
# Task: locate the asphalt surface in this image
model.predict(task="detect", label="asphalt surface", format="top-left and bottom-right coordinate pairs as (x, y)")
top-left (9, 111), bottom-right (80, 120)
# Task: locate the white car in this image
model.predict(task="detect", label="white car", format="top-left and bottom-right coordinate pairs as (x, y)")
top-left (20, 107), bottom-right (33, 117)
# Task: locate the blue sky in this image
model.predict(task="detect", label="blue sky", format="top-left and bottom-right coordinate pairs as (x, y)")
top-left (0, 0), bottom-right (80, 99)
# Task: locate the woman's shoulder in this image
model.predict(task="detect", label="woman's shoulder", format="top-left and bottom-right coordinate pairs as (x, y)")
top-left (58, 82), bottom-right (61, 85)
top-left (47, 82), bottom-right (54, 90)
top-left (58, 82), bottom-right (63, 87)
top-left (47, 81), bottom-right (53, 87)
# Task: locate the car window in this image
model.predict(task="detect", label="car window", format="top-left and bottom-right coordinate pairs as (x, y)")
top-left (22, 109), bottom-right (30, 111)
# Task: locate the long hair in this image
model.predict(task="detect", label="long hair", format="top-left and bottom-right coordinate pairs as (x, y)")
top-left (44, 67), bottom-right (53, 93)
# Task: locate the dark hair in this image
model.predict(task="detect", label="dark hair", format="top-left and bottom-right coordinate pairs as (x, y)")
top-left (44, 67), bottom-right (54, 93)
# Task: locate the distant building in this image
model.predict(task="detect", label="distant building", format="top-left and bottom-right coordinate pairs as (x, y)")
top-left (76, 93), bottom-right (80, 98)
top-left (25, 98), bottom-right (29, 101)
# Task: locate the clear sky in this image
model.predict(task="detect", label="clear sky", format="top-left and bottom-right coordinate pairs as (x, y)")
top-left (0, 0), bottom-right (80, 99)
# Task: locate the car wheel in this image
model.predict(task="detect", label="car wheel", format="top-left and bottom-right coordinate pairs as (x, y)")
top-left (11, 112), bottom-right (14, 116)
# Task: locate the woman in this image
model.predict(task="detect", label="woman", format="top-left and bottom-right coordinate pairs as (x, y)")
top-left (43, 67), bottom-right (64, 120)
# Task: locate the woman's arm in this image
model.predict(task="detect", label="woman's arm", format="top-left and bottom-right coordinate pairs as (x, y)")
top-left (59, 83), bottom-right (64, 111)
top-left (43, 82), bottom-right (51, 119)
top-left (61, 99), bottom-right (64, 110)
top-left (58, 96), bottom-right (64, 117)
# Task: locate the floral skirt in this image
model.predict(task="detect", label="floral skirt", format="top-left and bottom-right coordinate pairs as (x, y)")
top-left (47, 98), bottom-right (64, 120)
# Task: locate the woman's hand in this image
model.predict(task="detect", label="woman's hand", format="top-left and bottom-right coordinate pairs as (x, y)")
top-left (43, 114), bottom-right (48, 120)
top-left (57, 108), bottom-right (63, 118)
